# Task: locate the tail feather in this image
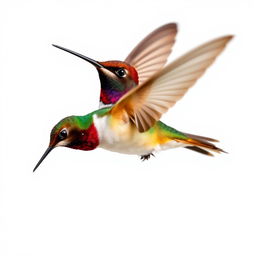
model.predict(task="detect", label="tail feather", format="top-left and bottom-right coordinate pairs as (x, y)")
top-left (182, 132), bottom-right (219, 142)
top-left (185, 146), bottom-right (214, 156)
top-left (188, 138), bottom-right (226, 154)
top-left (177, 132), bottom-right (226, 155)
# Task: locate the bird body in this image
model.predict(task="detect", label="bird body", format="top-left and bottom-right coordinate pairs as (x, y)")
top-left (93, 112), bottom-right (222, 156)
top-left (42, 107), bottom-right (222, 166)
top-left (93, 109), bottom-right (185, 155)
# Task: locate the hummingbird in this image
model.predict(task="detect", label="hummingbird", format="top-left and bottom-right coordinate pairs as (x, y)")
top-left (33, 35), bottom-right (233, 172)
top-left (52, 23), bottom-right (178, 107)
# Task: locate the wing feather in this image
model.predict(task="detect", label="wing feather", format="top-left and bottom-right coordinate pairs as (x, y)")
top-left (125, 23), bottom-right (177, 84)
top-left (113, 35), bottom-right (233, 132)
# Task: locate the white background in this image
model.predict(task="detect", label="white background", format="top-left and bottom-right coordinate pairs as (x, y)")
top-left (0, 0), bottom-right (255, 255)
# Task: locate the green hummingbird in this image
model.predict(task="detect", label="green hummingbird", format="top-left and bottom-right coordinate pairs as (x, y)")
top-left (52, 23), bottom-right (178, 107)
top-left (33, 35), bottom-right (233, 172)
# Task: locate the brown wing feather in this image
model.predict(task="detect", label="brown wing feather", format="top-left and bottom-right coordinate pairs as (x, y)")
top-left (112, 35), bottom-right (233, 132)
top-left (125, 23), bottom-right (177, 84)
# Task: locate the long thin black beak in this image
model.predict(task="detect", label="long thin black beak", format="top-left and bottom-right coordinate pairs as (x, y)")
top-left (33, 147), bottom-right (54, 172)
top-left (52, 44), bottom-right (104, 69)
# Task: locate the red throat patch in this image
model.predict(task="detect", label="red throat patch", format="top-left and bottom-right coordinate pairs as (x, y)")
top-left (70, 124), bottom-right (99, 151)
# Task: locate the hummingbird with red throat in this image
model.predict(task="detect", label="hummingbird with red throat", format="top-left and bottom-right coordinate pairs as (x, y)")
top-left (33, 32), bottom-right (233, 172)
top-left (52, 23), bottom-right (178, 108)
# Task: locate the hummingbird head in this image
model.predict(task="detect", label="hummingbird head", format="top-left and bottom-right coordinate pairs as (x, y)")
top-left (97, 60), bottom-right (138, 106)
top-left (52, 45), bottom-right (138, 106)
top-left (33, 115), bottom-right (99, 172)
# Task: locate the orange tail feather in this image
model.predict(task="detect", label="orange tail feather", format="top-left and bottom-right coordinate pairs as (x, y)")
top-left (178, 133), bottom-right (226, 155)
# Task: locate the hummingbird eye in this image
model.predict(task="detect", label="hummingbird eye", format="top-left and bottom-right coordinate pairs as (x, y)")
top-left (58, 129), bottom-right (68, 140)
top-left (115, 68), bottom-right (127, 78)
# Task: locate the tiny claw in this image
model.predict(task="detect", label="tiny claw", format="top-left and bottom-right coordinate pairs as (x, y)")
top-left (140, 153), bottom-right (155, 161)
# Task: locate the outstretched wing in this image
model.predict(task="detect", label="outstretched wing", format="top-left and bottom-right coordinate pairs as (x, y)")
top-left (125, 23), bottom-right (177, 85)
top-left (112, 35), bottom-right (233, 132)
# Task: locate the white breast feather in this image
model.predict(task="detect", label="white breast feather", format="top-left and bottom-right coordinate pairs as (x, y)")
top-left (93, 114), bottom-right (185, 156)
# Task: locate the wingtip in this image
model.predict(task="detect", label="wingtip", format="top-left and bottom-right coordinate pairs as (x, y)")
top-left (227, 35), bottom-right (235, 40)
top-left (166, 22), bottom-right (178, 32)
top-left (211, 34), bottom-right (234, 45)
top-left (223, 35), bottom-right (235, 43)
top-left (156, 22), bottom-right (178, 33)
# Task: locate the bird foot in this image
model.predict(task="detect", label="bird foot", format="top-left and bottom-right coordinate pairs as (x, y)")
top-left (140, 153), bottom-right (155, 161)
